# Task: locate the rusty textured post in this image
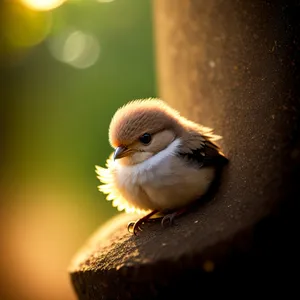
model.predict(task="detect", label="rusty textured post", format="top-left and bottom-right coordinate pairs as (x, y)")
top-left (69, 1), bottom-right (300, 299)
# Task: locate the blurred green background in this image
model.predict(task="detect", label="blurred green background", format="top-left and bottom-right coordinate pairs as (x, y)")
top-left (0, 0), bottom-right (156, 299)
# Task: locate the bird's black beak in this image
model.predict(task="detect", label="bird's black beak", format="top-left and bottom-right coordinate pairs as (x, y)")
top-left (113, 146), bottom-right (130, 160)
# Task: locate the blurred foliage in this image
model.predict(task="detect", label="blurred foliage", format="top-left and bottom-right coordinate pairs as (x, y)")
top-left (0, 0), bottom-right (156, 299)
top-left (1, 0), bottom-right (156, 218)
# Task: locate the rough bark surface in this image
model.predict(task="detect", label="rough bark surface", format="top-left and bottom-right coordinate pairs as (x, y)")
top-left (70, 1), bottom-right (300, 299)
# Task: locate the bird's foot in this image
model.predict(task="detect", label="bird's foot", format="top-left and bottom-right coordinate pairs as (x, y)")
top-left (127, 210), bottom-right (158, 235)
top-left (161, 207), bottom-right (188, 228)
top-left (127, 219), bottom-right (144, 235)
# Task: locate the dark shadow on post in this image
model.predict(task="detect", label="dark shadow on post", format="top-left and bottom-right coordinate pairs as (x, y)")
top-left (69, 1), bottom-right (300, 299)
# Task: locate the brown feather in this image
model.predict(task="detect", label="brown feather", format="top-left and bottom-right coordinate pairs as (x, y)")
top-left (109, 98), bottom-right (221, 150)
top-left (109, 98), bottom-right (181, 147)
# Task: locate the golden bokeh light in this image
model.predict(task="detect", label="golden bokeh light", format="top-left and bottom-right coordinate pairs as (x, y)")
top-left (48, 30), bottom-right (100, 69)
top-left (20, 0), bottom-right (66, 11)
top-left (3, 3), bottom-right (52, 49)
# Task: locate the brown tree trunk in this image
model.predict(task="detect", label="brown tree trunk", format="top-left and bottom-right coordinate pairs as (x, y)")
top-left (70, 1), bottom-right (300, 299)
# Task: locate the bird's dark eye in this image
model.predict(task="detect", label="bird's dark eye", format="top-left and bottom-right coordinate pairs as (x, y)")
top-left (139, 133), bottom-right (152, 145)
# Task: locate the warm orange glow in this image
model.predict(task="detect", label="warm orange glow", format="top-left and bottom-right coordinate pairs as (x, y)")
top-left (203, 260), bottom-right (215, 272)
top-left (20, 0), bottom-right (65, 11)
top-left (0, 186), bottom-right (96, 300)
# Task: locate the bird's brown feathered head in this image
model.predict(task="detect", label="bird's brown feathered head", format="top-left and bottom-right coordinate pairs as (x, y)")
top-left (109, 98), bottom-right (182, 148)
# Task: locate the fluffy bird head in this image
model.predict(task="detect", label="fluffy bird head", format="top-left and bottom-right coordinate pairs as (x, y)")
top-left (108, 98), bottom-right (219, 166)
top-left (108, 99), bottom-right (181, 165)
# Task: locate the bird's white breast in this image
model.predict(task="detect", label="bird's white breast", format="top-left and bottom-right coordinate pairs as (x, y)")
top-left (116, 138), bottom-right (181, 185)
top-left (114, 138), bottom-right (215, 211)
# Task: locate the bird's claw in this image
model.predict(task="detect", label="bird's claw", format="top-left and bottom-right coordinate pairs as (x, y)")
top-left (161, 212), bottom-right (177, 228)
top-left (127, 220), bottom-right (143, 235)
top-left (127, 210), bottom-right (159, 235)
top-left (161, 207), bottom-right (188, 228)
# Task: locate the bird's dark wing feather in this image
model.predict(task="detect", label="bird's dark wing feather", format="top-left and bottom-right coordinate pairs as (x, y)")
top-left (177, 140), bottom-right (228, 169)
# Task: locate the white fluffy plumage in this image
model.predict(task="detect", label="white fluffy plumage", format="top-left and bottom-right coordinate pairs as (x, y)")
top-left (96, 138), bottom-right (182, 214)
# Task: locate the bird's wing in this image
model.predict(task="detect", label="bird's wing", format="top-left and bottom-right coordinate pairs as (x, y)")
top-left (95, 154), bottom-right (148, 215)
top-left (178, 138), bottom-right (228, 169)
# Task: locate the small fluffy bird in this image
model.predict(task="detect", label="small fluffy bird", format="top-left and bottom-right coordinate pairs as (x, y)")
top-left (96, 98), bottom-right (228, 234)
